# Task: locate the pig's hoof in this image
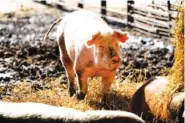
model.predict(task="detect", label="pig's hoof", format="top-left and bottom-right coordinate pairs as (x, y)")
top-left (68, 86), bottom-right (76, 97)
top-left (76, 92), bottom-right (86, 100)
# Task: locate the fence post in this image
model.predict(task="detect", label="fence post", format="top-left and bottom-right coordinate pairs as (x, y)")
top-left (152, 0), bottom-right (155, 9)
top-left (101, 0), bottom-right (107, 20)
top-left (78, 0), bottom-right (83, 8)
top-left (167, 0), bottom-right (171, 38)
top-left (127, 0), bottom-right (134, 27)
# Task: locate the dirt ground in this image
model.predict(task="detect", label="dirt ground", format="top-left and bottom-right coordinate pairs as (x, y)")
top-left (0, 1), bottom-right (175, 123)
top-left (0, 3), bottom-right (173, 84)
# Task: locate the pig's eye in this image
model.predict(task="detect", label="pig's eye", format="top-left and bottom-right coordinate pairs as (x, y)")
top-left (99, 45), bottom-right (104, 51)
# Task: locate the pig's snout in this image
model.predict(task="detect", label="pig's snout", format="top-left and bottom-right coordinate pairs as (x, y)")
top-left (111, 56), bottom-right (120, 64)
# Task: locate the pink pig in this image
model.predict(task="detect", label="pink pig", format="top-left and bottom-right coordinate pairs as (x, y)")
top-left (45, 10), bottom-right (129, 99)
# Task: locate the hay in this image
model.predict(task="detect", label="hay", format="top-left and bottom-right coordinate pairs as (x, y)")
top-left (1, 78), bottom-right (91, 111)
top-left (85, 77), bottom-right (104, 107)
top-left (153, 5), bottom-right (184, 120)
top-left (0, 3), bottom-right (61, 22)
top-left (169, 6), bottom-right (184, 86)
top-left (1, 76), bottom-right (142, 112)
top-left (105, 80), bottom-right (142, 111)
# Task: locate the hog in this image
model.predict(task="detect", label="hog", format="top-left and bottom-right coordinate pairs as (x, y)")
top-left (130, 76), bottom-right (184, 122)
top-left (0, 101), bottom-right (144, 123)
top-left (44, 10), bottom-right (128, 99)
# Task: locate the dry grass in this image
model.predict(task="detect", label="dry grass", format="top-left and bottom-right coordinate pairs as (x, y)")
top-left (1, 78), bottom-right (91, 111)
top-left (1, 76), bottom-right (142, 112)
top-left (0, 1), bottom-right (143, 114)
top-left (168, 6), bottom-right (184, 87)
top-left (0, 2), bottom-right (183, 121)
top-left (0, 4), bottom-right (61, 22)
top-left (153, 5), bottom-right (184, 120)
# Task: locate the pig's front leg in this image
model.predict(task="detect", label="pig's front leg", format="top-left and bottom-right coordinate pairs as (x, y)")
top-left (101, 73), bottom-right (115, 102)
top-left (101, 71), bottom-right (115, 94)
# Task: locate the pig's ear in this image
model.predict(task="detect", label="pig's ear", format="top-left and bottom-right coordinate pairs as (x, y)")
top-left (86, 32), bottom-right (101, 47)
top-left (113, 30), bottom-right (129, 43)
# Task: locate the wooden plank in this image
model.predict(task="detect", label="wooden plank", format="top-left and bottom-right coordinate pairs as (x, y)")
top-left (134, 19), bottom-right (171, 35)
top-left (133, 9), bottom-right (169, 21)
top-left (134, 19), bottom-right (153, 25)
top-left (133, 22), bottom-right (157, 33)
top-left (158, 31), bottom-right (170, 36)
top-left (157, 28), bottom-right (170, 32)
top-left (84, 5), bottom-right (127, 16)
top-left (153, 3), bottom-right (179, 11)
top-left (135, 19), bottom-right (170, 32)
top-left (54, 1), bottom-right (81, 10)
top-left (148, 4), bottom-right (167, 11)
top-left (134, 20), bottom-right (156, 30)
top-left (134, 20), bottom-right (170, 34)
top-left (105, 7), bottom-right (127, 16)
top-left (131, 4), bottom-right (169, 17)
top-left (133, 28), bottom-right (160, 38)
top-left (133, 9), bottom-right (147, 16)
top-left (150, 13), bottom-right (169, 21)
top-left (102, 15), bottom-right (127, 24)
top-left (132, 14), bottom-right (170, 28)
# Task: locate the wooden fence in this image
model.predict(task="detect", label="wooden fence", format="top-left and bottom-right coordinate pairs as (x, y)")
top-left (127, 0), bottom-right (178, 39)
top-left (34, 0), bottom-right (179, 39)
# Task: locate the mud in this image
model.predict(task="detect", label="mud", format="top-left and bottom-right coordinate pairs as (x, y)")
top-left (0, 9), bottom-right (173, 84)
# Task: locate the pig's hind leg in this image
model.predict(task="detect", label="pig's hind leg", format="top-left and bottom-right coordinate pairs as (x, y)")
top-left (75, 71), bottom-right (88, 100)
top-left (74, 63), bottom-right (88, 100)
top-left (57, 35), bottom-right (76, 97)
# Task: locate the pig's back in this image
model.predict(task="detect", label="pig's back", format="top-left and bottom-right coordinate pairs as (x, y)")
top-left (64, 10), bottom-right (112, 42)
top-left (57, 10), bottom-right (112, 58)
